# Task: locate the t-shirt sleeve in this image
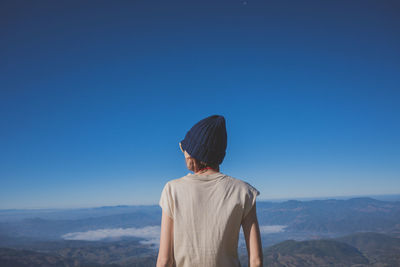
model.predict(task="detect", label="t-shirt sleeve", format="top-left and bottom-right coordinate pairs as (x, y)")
top-left (242, 182), bottom-right (260, 220)
top-left (159, 182), bottom-right (174, 220)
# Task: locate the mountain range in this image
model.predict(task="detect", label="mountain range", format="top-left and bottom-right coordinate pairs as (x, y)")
top-left (1, 197), bottom-right (400, 266)
top-left (1, 232), bottom-right (400, 267)
top-left (1, 197), bottom-right (399, 242)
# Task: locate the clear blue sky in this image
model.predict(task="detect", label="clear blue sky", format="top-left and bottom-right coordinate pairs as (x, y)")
top-left (1, 0), bottom-right (399, 209)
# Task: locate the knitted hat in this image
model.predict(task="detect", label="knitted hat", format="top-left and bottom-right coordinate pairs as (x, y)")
top-left (180, 115), bottom-right (227, 165)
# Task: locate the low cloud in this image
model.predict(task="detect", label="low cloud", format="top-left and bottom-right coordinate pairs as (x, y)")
top-left (62, 226), bottom-right (160, 244)
top-left (62, 224), bottom-right (286, 246)
top-left (259, 225), bottom-right (287, 234)
top-left (139, 238), bottom-right (160, 246)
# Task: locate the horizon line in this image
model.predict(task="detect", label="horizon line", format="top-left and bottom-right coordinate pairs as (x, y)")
top-left (1, 193), bottom-right (399, 211)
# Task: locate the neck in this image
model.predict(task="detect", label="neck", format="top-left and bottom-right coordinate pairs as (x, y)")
top-left (195, 166), bottom-right (220, 175)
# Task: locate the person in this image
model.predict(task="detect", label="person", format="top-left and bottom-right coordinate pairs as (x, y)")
top-left (156, 115), bottom-right (263, 267)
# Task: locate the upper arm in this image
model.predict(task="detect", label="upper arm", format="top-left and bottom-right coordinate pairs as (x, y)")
top-left (241, 201), bottom-right (263, 265)
top-left (157, 210), bottom-right (174, 267)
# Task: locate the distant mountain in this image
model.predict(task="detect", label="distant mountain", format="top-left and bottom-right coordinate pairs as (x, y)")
top-left (0, 205), bottom-right (160, 222)
top-left (338, 232), bottom-right (400, 266)
top-left (0, 197), bottom-right (399, 245)
top-left (0, 247), bottom-right (74, 267)
top-left (0, 239), bottom-right (156, 267)
top-left (54, 239), bottom-right (155, 266)
top-left (262, 239), bottom-right (369, 267)
top-left (240, 232), bottom-right (400, 267)
top-left (257, 197), bottom-right (400, 235)
top-left (1, 232), bottom-right (400, 267)
top-left (0, 210), bottom-right (161, 240)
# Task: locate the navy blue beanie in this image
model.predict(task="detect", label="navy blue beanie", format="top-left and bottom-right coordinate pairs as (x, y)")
top-left (180, 115), bottom-right (227, 165)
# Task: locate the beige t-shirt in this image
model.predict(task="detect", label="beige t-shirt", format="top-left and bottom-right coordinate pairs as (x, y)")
top-left (159, 172), bottom-right (260, 267)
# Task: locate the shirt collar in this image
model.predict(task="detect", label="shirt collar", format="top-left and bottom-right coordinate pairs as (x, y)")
top-left (184, 172), bottom-right (226, 181)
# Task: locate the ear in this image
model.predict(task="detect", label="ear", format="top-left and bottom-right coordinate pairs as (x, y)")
top-left (184, 150), bottom-right (191, 158)
top-left (186, 157), bottom-right (196, 172)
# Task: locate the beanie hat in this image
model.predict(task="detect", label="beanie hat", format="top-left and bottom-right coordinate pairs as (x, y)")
top-left (180, 115), bottom-right (227, 165)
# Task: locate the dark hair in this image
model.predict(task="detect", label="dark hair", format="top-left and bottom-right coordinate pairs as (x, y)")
top-left (192, 158), bottom-right (219, 172)
top-left (186, 155), bottom-right (219, 173)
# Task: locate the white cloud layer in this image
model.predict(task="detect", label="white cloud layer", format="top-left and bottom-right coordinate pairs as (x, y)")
top-left (62, 226), bottom-right (160, 243)
top-left (62, 224), bottom-right (286, 246)
top-left (259, 225), bottom-right (287, 234)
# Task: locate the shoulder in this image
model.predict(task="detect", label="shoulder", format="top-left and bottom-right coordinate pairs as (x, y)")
top-left (162, 173), bottom-right (190, 189)
top-left (223, 174), bottom-right (256, 188)
top-left (223, 174), bottom-right (260, 195)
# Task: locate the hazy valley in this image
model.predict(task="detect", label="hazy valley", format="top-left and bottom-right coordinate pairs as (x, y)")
top-left (1, 197), bottom-right (400, 266)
